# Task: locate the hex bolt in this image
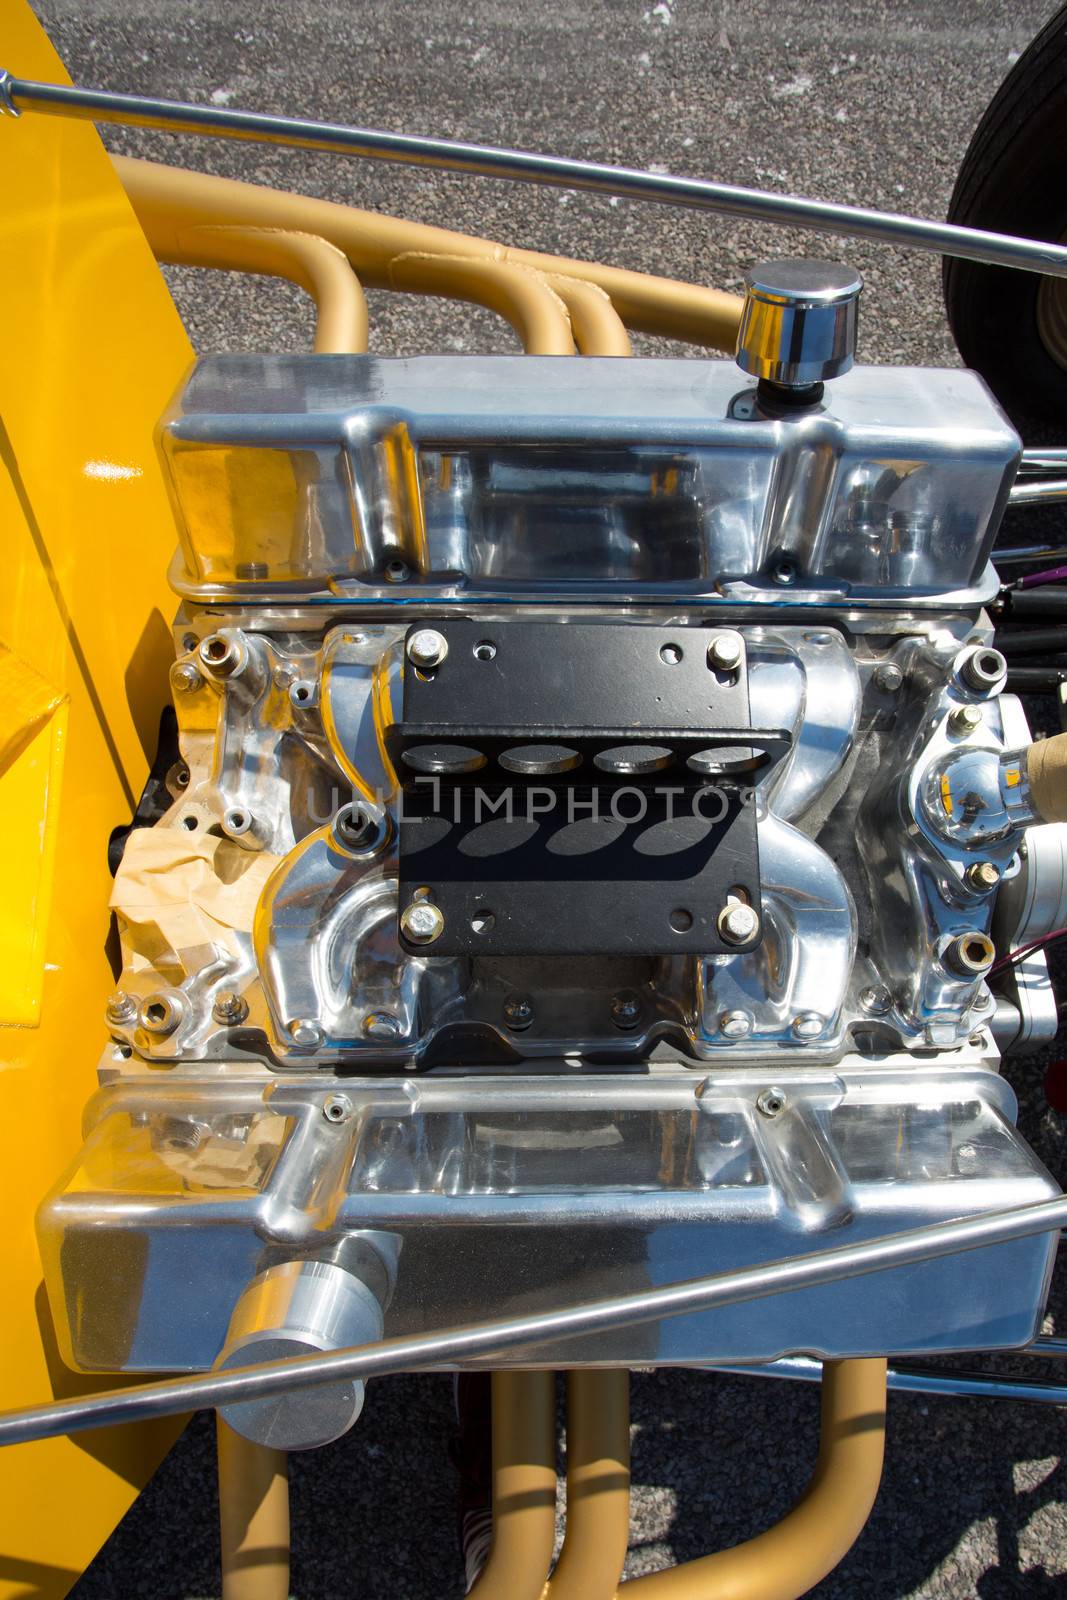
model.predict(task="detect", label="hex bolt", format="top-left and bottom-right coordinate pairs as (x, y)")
top-left (334, 804), bottom-right (379, 853)
top-left (362, 1012), bottom-right (403, 1042)
top-left (959, 646), bottom-right (1006, 696)
top-left (213, 990), bottom-right (249, 1026)
top-left (756, 1087), bottom-right (787, 1118)
top-left (322, 1093), bottom-right (353, 1124)
top-left (874, 663), bottom-right (903, 694)
top-left (944, 931), bottom-right (997, 978)
top-left (140, 993), bottom-right (183, 1037)
top-left (400, 901), bottom-right (445, 944)
top-left (792, 1011), bottom-right (828, 1040)
top-left (859, 985), bottom-right (892, 1017)
top-left (708, 633), bottom-right (743, 673)
top-left (950, 703), bottom-right (984, 735)
top-left (272, 662), bottom-right (298, 690)
top-left (222, 807), bottom-right (260, 845)
top-left (198, 632), bottom-right (243, 679)
top-left (503, 994), bottom-right (535, 1031)
top-left (406, 629), bottom-right (448, 670)
top-left (105, 991), bottom-right (137, 1027)
top-left (610, 992), bottom-right (642, 1030)
top-left (287, 1018), bottom-right (324, 1050)
top-left (769, 556), bottom-right (798, 587)
top-left (172, 662), bottom-right (203, 693)
top-left (719, 1008), bottom-right (754, 1039)
top-left (717, 901), bottom-right (760, 946)
top-left (966, 861), bottom-right (1002, 893)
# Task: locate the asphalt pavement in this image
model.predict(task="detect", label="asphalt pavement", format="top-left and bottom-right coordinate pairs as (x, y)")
top-left (29, 2), bottom-right (1067, 1596)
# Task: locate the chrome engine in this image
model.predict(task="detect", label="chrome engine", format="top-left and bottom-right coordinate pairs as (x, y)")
top-left (40, 297), bottom-right (1067, 1447)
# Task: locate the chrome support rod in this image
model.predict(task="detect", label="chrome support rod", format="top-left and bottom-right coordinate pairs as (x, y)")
top-left (1020, 449), bottom-right (1067, 473)
top-left (5, 71), bottom-right (1067, 278)
top-left (993, 545), bottom-right (1067, 566)
top-left (713, 1352), bottom-right (1067, 1406)
top-left (0, 1195), bottom-right (1064, 1449)
top-left (1009, 479), bottom-right (1067, 506)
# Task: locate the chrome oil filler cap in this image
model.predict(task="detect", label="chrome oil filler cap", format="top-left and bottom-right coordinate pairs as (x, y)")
top-left (735, 258), bottom-right (863, 393)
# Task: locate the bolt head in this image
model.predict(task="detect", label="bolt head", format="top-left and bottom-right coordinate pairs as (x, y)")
top-left (334, 805), bottom-right (379, 852)
top-left (172, 662), bottom-right (203, 692)
top-left (198, 633), bottom-right (242, 678)
top-left (503, 994), bottom-right (535, 1030)
top-left (105, 991), bottom-right (137, 1026)
top-left (792, 1011), bottom-right (827, 1040)
top-left (139, 993), bottom-right (183, 1037)
top-left (213, 990), bottom-right (249, 1025)
top-left (960, 646), bottom-right (1006, 696)
top-left (288, 1017), bottom-right (323, 1050)
top-left (944, 931), bottom-right (996, 977)
top-left (859, 985), bottom-right (892, 1017)
top-left (400, 901), bottom-right (445, 944)
top-left (717, 901), bottom-right (760, 946)
top-left (708, 633), bottom-right (743, 672)
top-left (322, 1092), bottom-right (353, 1124)
top-left (966, 860), bottom-right (1001, 892)
top-left (610, 992), bottom-right (642, 1030)
top-left (719, 1008), bottom-right (754, 1039)
top-left (407, 629), bottom-right (448, 670)
top-left (875, 663), bottom-right (903, 693)
top-left (756, 1088), bottom-right (787, 1118)
top-left (362, 1012), bottom-right (403, 1042)
top-left (950, 703), bottom-right (984, 735)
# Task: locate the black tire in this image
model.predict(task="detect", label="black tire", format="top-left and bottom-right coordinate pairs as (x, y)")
top-left (945, 4), bottom-right (1067, 430)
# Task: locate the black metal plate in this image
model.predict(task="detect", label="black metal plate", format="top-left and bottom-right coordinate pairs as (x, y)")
top-left (399, 788), bottom-right (759, 956)
top-left (389, 621), bottom-right (779, 957)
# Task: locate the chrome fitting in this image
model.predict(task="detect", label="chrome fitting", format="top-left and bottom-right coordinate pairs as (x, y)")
top-left (139, 992), bottom-right (184, 1037)
top-left (943, 931), bottom-right (996, 978)
top-left (950, 703), bottom-right (985, 735)
top-left (215, 1258), bottom-right (385, 1450)
top-left (400, 901), bottom-right (445, 944)
top-left (198, 631), bottom-right (246, 680)
top-left (708, 632), bottom-right (743, 673)
top-left (958, 645), bottom-right (1006, 697)
top-left (755, 1087), bottom-right (787, 1118)
top-left (212, 990), bottom-right (249, 1026)
top-left (406, 628), bottom-right (448, 670)
top-left (287, 1017), bottom-right (324, 1051)
top-left (717, 901), bottom-right (760, 946)
top-left (965, 861), bottom-right (1002, 893)
top-left (105, 991), bottom-right (138, 1028)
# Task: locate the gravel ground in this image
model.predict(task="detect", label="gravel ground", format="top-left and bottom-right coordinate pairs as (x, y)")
top-left (28, 1), bottom-right (1067, 1596)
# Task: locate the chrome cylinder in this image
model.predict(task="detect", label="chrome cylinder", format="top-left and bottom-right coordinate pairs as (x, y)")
top-left (735, 258), bottom-right (862, 388)
top-left (216, 1259), bottom-right (384, 1450)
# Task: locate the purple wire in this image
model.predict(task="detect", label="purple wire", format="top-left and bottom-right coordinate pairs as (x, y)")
top-left (990, 925), bottom-right (1067, 975)
top-left (1017, 565), bottom-right (1067, 589)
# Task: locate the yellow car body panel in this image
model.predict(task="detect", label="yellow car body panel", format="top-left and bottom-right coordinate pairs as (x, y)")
top-left (0, 2), bottom-right (194, 1592)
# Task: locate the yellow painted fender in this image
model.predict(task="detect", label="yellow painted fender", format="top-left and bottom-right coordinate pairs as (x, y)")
top-left (0, 2), bottom-right (194, 1592)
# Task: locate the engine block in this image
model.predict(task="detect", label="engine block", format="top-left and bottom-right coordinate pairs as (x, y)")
top-left (39, 351), bottom-right (1063, 1412)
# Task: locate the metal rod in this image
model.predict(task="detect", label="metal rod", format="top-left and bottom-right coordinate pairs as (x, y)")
top-left (1020, 450), bottom-right (1067, 473)
top-left (5, 72), bottom-right (1067, 279)
top-left (993, 546), bottom-right (1067, 566)
top-left (712, 1354), bottom-right (1067, 1406)
top-left (1009, 479), bottom-right (1067, 505)
top-left (0, 1195), bottom-right (1064, 1449)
